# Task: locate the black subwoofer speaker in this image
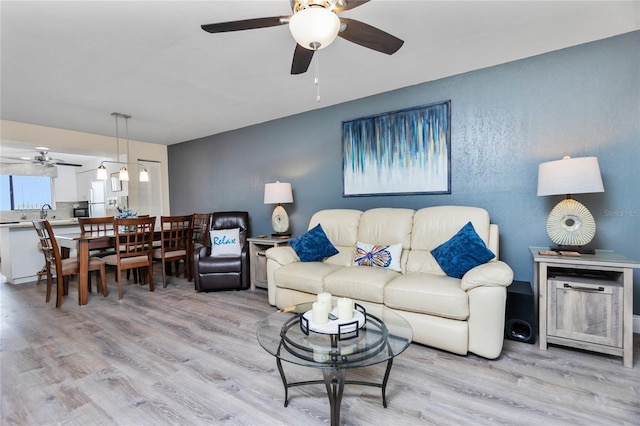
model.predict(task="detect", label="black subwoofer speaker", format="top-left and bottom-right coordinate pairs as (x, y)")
top-left (505, 280), bottom-right (536, 344)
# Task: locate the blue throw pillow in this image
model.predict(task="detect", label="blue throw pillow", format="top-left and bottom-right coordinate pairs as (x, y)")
top-left (431, 222), bottom-right (495, 279)
top-left (289, 224), bottom-right (339, 262)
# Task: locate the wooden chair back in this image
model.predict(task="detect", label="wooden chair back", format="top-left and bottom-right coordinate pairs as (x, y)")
top-left (79, 216), bottom-right (114, 236)
top-left (161, 215), bottom-right (193, 254)
top-left (192, 213), bottom-right (212, 247)
top-left (113, 216), bottom-right (156, 259)
top-left (32, 220), bottom-right (60, 279)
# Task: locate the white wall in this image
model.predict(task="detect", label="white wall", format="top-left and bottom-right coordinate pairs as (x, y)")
top-left (1, 120), bottom-right (170, 215)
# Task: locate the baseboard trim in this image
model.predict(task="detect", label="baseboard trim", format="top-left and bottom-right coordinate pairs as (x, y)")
top-left (635, 315), bottom-right (640, 333)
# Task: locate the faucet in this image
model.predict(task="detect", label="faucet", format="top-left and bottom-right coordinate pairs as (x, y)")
top-left (40, 204), bottom-right (52, 219)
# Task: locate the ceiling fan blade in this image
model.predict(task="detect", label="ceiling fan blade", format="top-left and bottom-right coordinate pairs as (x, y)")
top-left (201, 17), bottom-right (287, 33)
top-left (334, 0), bottom-right (371, 13)
top-left (1, 156), bottom-right (29, 163)
top-left (291, 44), bottom-right (315, 75)
top-left (338, 18), bottom-right (404, 55)
top-left (54, 162), bottom-right (83, 167)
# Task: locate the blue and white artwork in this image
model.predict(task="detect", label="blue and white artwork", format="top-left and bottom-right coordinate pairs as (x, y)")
top-left (342, 101), bottom-right (451, 196)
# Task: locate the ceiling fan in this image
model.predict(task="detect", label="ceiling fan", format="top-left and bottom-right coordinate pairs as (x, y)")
top-left (1, 150), bottom-right (82, 168)
top-left (201, 0), bottom-right (404, 75)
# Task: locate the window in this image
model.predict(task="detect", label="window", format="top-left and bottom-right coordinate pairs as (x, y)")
top-left (0, 175), bottom-right (52, 210)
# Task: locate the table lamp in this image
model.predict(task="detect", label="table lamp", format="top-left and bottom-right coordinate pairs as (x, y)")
top-left (264, 181), bottom-right (294, 237)
top-left (537, 156), bottom-right (604, 254)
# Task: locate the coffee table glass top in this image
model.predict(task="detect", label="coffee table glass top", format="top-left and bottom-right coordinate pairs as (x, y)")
top-left (257, 301), bottom-right (413, 369)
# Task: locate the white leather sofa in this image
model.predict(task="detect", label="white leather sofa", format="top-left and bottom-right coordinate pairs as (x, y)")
top-left (265, 206), bottom-right (514, 359)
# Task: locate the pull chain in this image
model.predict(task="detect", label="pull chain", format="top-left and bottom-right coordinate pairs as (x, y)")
top-left (313, 44), bottom-right (321, 102)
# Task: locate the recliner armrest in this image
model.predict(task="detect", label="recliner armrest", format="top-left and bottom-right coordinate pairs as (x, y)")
top-left (460, 261), bottom-right (513, 291)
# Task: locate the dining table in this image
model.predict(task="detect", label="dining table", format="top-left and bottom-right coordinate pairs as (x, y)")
top-left (56, 226), bottom-right (185, 306)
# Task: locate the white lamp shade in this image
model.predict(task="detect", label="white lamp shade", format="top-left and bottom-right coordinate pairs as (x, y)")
top-left (139, 168), bottom-right (149, 182)
top-left (537, 156), bottom-right (604, 196)
top-left (288, 7), bottom-right (340, 50)
top-left (96, 164), bottom-right (108, 180)
top-left (119, 167), bottom-right (130, 182)
top-left (264, 181), bottom-right (293, 204)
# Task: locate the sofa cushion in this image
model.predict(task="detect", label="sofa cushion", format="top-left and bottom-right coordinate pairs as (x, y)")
top-left (275, 261), bottom-right (342, 295)
top-left (353, 242), bottom-right (402, 271)
top-left (210, 228), bottom-right (241, 256)
top-left (384, 273), bottom-right (469, 320)
top-left (323, 266), bottom-right (400, 304)
top-left (431, 222), bottom-right (495, 279)
top-left (308, 209), bottom-right (362, 266)
top-left (407, 206), bottom-right (491, 274)
top-left (289, 224), bottom-right (339, 262)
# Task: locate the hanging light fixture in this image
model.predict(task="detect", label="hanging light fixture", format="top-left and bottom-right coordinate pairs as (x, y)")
top-left (118, 113), bottom-right (130, 181)
top-left (96, 164), bottom-right (108, 180)
top-left (96, 112), bottom-right (149, 182)
top-left (139, 167), bottom-right (149, 182)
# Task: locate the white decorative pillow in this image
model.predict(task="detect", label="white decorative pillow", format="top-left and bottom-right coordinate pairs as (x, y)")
top-left (353, 242), bottom-right (402, 272)
top-left (210, 228), bottom-right (241, 256)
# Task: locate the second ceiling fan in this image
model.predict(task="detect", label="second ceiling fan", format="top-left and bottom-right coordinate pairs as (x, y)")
top-left (201, 0), bottom-right (404, 75)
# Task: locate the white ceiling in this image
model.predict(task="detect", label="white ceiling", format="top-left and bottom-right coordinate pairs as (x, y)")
top-left (1, 0), bottom-right (639, 157)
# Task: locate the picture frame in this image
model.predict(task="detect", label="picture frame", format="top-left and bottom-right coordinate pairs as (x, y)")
top-left (110, 173), bottom-right (122, 192)
top-left (342, 100), bottom-right (451, 197)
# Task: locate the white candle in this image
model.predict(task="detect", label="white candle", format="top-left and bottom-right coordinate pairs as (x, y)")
top-left (317, 292), bottom-right (332, 313)
top-left (312, 301), bottom-right (328, 324)
top-left (313, 349), bottom-right (329, 363)
top-left (337, 297), bottom-right (354, 320)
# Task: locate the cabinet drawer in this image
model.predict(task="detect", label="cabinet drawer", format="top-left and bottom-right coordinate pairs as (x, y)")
top-left (547, 276), bottom-right (622, 348)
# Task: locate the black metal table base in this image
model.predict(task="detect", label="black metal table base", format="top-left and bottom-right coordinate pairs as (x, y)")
top-left (276, 357), bottom-right (393, 426)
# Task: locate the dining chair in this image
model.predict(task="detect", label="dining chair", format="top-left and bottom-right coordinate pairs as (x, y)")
top-left (78, 216), bottom-right (117, 255)
top-left (32, 220), bottom-right (107, 307)
top-left (192, 213), bottom-right (212, 251)
top-left (152, 215), bottom-right (193, 287)
top-left (79, 216), bottom-right (119, 292)
top-left (103, 216), bottom-right (156, 300)
top-left (192, 213), bottom-right (212, 278)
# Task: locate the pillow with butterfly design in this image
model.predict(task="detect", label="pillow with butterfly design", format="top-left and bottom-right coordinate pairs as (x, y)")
top-left (353, 242), bottom-right (402, 272)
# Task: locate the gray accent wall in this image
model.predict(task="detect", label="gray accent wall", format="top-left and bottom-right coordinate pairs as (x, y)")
top-left (169, 31), bottom-right (640, 314)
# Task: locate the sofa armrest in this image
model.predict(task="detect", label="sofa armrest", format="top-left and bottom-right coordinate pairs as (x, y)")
top-left (265, 246), bottom-right (300, 306)
top-left (460, 261), bottom-right (514, 291)
top-left (265, 246), bottom-right (300, 266)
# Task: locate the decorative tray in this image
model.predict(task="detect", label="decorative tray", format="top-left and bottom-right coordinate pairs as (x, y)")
top-left (301, 306), bottom-right (366, 335)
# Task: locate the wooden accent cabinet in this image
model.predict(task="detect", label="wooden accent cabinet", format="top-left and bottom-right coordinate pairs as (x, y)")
top-left (530, 247), bottom-right (639, 368)
top-left (247, 236), bottom-right (291, 291)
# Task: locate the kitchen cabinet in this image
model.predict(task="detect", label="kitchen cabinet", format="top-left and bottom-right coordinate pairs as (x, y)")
top-left (53, 165), bottom-right (78, 202)
top-left (0, 220), bottom-right (79, 284)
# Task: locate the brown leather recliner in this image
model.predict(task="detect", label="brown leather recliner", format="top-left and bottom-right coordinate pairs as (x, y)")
top-left (194, 211), bottom-right (250, 291)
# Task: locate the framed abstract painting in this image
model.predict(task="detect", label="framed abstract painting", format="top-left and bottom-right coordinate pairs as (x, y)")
top-left (342, 100), bottom-right (451, 197)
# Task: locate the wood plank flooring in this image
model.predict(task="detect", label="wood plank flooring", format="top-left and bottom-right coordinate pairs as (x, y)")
top-left (1, 268), bottom-right (639, 425)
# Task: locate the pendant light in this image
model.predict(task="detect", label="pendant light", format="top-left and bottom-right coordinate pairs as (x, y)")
top-left (139, 167), bottom-right (149, 182)
top-left (96, 112), bottom-right (148, 182)
top-left (96, 164), bottom-right (108, 180)
top-left (117, 113), bottom-right (129, 181)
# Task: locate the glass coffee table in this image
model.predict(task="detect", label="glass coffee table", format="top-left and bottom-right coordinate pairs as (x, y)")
top-left (256, 301), bottom-right (412, 426)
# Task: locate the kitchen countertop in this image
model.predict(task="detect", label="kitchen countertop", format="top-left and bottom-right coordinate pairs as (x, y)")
top-left (0, 218), bottom-right (79, 229)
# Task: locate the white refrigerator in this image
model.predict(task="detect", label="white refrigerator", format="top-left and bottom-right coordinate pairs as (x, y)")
top-left (89, 181), bottom-right (107, 217)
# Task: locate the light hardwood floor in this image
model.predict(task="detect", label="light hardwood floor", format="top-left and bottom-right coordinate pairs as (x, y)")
top-left (1, 268), bottom-right (639, 425)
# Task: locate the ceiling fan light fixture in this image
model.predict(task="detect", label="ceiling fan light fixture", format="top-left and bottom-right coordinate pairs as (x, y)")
top-left (289, 6), bottom-right (340, 50)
